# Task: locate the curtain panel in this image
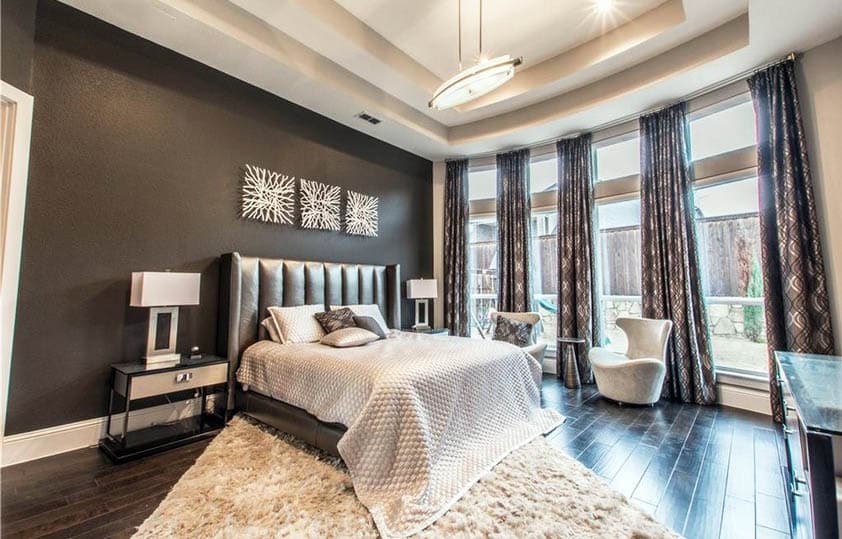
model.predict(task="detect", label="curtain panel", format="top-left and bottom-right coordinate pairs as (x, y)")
top-left (640, 103), bottom-right (716, 405)
top-left (444, 159), bottom-right (470, 337)
top-left (496, 149), bottom-right (534, 313)
top-left (557, 134), bottom-right (601, 383)
top-left (748, 59), bottom-right (836, 422)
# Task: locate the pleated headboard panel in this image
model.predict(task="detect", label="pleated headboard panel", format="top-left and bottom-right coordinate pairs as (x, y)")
top-left (217, 252), bottom-right (400, 375)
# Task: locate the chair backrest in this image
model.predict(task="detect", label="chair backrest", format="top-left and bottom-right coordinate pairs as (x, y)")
top-left (490, 311), bottom-right (542, 344)
top-left (617, 317), bottom-right (673, 361)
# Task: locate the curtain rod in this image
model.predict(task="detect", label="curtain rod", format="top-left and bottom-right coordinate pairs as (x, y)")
top-left (448, 51), bottom-right (796, 163)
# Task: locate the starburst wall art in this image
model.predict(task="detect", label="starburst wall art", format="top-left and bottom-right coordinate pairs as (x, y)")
top-left (239, 165), bottom-right (378, 238)
top-left (345, 190), bottom-right (379, 237)
top-left (240, 164), bottom-right (295, 225)
top-left (299, 178), bottom-right (342, 231)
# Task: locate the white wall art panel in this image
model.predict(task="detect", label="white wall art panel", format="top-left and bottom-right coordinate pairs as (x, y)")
top-left (300, 178), bottom-right (341, 231)
top-left (240, 164), bottom-right (295, 224)
top-left (345, 190), bottom-right (379, 237)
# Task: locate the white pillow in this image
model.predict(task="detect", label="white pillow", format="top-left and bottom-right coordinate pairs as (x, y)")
top-left (261, 317), bottom-right (282, 343)
top-left (320, 327), bottom-right (380, 348)
top-left (331, 304), bottom-right (389, 334)
top-left (268, 304), bottom-right (325, 343)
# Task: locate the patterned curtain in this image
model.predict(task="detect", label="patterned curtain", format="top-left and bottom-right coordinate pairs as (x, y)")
top-left (640, 103), bottom-right (716, 405)
top-left (496, 149), bottom-right (533, 312)
top-left (557, 134), bottom-right (601, 383)
top-left (444, 159), bottom-right (470, 337)
top-left (748, 59), bottom-right (836, 422)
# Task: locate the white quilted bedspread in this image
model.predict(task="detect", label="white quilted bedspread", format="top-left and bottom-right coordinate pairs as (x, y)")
top-left (237, 331), bottom-right (564, 538)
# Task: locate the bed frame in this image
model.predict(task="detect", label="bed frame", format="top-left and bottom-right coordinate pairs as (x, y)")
top-left (217, 252), bottom-right (401, 457)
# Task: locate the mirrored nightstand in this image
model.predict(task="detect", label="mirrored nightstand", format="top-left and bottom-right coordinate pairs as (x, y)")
top-left (99, 355), bottom-right (229, 462)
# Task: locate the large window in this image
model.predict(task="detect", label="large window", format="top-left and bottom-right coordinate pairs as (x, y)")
top-left (694, 177), bottom-right (767, 373)
top-left (468, 215), bottom-right (497, 337)
top-left (530, 156), bottom-right (558, 347)
top-left (596, 198), bottom-right (642, 353)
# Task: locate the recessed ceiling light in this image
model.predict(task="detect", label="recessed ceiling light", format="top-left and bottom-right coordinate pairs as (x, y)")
top-left (595, 0), bottom-right (614, 13)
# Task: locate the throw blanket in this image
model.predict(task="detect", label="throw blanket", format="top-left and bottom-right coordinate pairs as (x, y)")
top-left (237, 332), bottom-right (564, 538)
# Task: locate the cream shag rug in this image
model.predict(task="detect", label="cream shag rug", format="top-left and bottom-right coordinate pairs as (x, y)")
top-left (134, 416), bottom-right (680, 538)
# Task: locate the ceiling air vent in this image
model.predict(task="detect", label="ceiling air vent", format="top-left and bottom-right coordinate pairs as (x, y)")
top-left (356, 112), bottom-right (381, 125)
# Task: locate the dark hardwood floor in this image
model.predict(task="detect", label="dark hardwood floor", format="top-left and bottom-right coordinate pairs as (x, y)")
top-left (1, 376), bottom-right (805, 538)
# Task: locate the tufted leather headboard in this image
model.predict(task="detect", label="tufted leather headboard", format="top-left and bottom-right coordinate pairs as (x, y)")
top-left (217, 252), bottom-right (400, 380)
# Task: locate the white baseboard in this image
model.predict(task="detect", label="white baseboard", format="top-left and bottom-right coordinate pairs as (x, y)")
top-left (1, 398), bottom-right (201, 467)
top-left (716, 382), bottom-right (772, 415)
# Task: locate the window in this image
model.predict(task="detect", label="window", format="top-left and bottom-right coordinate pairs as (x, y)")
top-left (595, 136), bottom-right (640, 182)
top-left (468, 167), bottom-right (496, 200)
top-left (694, 177), bottom-right (767, 373)
top-left (531, 209), bottom-right (558, 347)
top-left (596, 198), bottom-right (641, 353)
top-left (689, 100), bottom-right (756, 161)
top-left (468, 215), bottom-right (497, 337)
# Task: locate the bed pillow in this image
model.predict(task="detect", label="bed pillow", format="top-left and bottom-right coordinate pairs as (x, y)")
top-left (353, 315), bottom-right (387, 339)
top-left (493, 316), bottom-right (532, 347)
top-left (314, 307), bottom-right (357, 334)
top-left (333, 304), bottom-right (389, 335)
top-left (260, 317), bottom-right (283, 343)
top-left (320, 327), bottom-right (380, 348)
top-left (268, 304), bottom-right (325, 343)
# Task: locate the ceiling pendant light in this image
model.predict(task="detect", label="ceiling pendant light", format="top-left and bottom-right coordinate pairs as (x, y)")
top-left (429, 0), bottom-right (522, 110)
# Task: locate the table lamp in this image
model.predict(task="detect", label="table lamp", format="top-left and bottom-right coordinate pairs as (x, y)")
top-left (130, 271), bottom-right (201, 364)
top-left (407, 278), bottom-right (438, 330)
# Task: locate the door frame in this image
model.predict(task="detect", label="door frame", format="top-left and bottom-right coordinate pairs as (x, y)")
top-left (1, 81), bottom-right (34, 443)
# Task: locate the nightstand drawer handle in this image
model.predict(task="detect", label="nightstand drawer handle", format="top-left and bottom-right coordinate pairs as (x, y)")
top-left (175, 372), bottom-right (193, 384)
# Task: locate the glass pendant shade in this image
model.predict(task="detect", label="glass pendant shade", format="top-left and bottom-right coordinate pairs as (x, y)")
top-left (429, 55), bottom-right (522, 110)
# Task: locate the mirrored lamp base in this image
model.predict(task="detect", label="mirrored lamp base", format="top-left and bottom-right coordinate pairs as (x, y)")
top-left (145, 306), bottom-right (181, 364)
top-left (413, 299), bottom-right (430, 330)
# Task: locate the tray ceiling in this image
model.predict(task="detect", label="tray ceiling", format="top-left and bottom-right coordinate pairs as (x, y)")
top-left (60, 0), bottom-right (842, 160)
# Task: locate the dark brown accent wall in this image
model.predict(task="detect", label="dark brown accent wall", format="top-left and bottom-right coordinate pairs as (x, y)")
top-left (1, 0), bottom-right (37, 92)
top-left (6, 1), bottom-right (433, 435)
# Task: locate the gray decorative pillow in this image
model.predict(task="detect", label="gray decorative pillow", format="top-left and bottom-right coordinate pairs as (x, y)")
top-left (320, 327), bottom-right (380, 348)
top-left (353, 315), bottom-right (387, 339)
top-left (493, 316), bottom-right (532, 347)
top-left (315, 307), bottom-right (357, 334)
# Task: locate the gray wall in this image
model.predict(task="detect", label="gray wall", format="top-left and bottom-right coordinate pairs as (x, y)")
top-left (6, 1), bottom-right (433, 434)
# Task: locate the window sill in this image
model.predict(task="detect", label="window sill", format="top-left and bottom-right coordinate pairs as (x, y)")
top-left (715, 369), bottom-right (769, 391)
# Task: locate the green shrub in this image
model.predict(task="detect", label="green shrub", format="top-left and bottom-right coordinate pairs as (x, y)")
top-left (743, 257), bottom-right (764, 343)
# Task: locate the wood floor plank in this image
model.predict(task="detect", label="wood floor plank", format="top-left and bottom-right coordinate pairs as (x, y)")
top-left (720, 495), bottom-right (756, 539)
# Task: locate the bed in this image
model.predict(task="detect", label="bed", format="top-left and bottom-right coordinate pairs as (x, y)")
top-left (217, 252), bottom-right (563, 538)
top-left (217, 252), bottom-right (400, 457)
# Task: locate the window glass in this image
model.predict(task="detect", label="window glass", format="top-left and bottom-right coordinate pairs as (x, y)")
top-left (597, 198), bottom-right (642, 353)
top-left (694, 177), bottom-right (767, 373)
top-left (531, 210), bottom-right (558, 347)
top-left (531, 156), bottom-right (557, 194)
top-left (468, 216), bottom-right (498, 337)
top-left (468, 168), bottom-right (496, 201)
top-left (595, 137), bottom-right (640, 182)
top-left (689, 100), bottom-right (756, 161)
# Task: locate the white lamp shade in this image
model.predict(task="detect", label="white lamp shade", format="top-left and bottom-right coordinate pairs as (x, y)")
top-left (407, 279), bottom-right (438, 299)
top-left (130, 272), bottom-right (201, 307)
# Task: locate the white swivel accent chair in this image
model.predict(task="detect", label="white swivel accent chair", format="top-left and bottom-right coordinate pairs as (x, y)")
top-left (588, 317), bottom-right (673, 405)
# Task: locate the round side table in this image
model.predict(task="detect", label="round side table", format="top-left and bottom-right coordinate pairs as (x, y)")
top-left (557, 337), bottom-right (587, 389)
